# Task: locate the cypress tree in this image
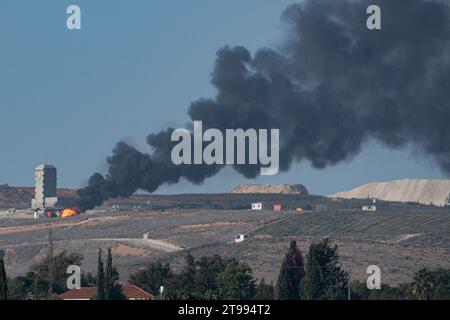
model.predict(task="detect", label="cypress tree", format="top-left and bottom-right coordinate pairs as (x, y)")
top-left (300, 238), bottom-right (348, 300)
top-left (105, 248), bottom-right (113, 300)
top-left (181, 253), bottom-right (197, 292)
top-left (0, 256), bottom-right (7, 300)
top-left (96, 249), bottom-right (105, 300)
top-left (276, 240), bottom-right (305, 300)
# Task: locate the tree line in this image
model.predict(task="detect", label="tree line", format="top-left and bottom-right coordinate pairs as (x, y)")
top-left (1, 237), bottom-right (450, 300)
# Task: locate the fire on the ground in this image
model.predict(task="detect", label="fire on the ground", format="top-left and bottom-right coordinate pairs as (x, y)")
top-left (34, 207), bottom-right (80, 219)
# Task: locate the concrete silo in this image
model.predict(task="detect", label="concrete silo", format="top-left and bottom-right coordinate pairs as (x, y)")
top-left (31, 164), bottom-right (58, 209)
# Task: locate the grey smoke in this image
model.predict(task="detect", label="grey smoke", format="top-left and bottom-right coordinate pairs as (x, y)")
top-left (76, 0), bottom-right (450, 210)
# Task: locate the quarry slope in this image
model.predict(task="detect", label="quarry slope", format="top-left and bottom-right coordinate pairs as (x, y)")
top-left (331, 179), bottom-right (450, 206)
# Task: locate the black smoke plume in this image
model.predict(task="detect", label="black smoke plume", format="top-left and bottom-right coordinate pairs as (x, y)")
top-left (76, 0), bottom-right (450, 210)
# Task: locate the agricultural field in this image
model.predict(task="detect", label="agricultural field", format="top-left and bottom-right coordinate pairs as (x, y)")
top-left (1, 197), bottom-right (450, 286)
top-left (257, 206), bottom-right (450, 247)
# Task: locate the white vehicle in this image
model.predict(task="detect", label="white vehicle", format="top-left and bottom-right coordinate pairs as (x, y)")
top-left (362, 205), bottom-right (377, 212)
top-left (235, 234), bottom-right (249, 243)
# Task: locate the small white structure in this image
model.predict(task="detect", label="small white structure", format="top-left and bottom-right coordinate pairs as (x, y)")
top-left (251, 202), bottom-right (263, 211)
top-left (235, 234), bottom-right (249, 243)
top-left (33, 208), bottom-right (45, 219)
top-left (362, 205), bottom-right (377, 212)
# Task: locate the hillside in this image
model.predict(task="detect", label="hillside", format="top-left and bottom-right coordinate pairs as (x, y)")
top-left (0, 185), bottom-right (32, 209)
top-left (0, 186), bottom-right (78, 209)
top-left (331, 179), bottom-right (450, 206)
top-left (231, 184), bottom-right (308, 195)
top-left (2, 202), bottom-right (450, 285)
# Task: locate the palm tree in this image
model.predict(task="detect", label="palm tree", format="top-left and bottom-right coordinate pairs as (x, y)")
top-left (412, 268), bottom-right (435, 300)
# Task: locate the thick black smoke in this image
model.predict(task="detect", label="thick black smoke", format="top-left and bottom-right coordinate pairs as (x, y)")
top-left (77, 0), bottom-right (450, 210)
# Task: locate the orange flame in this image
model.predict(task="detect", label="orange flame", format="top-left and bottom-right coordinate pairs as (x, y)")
top-left (60, 208), bottom-right (79, 218)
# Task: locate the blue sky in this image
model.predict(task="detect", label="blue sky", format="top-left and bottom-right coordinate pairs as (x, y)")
top-left (0, 0), bottom-right (445, 195)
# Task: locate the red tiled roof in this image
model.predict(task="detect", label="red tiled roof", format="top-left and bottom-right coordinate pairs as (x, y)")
top-left (57, 284), bottom-right (154, 300)
top-left (57, 287), bottom-right (96, 300)
top-left (121, 284), bottom-right (154, 300)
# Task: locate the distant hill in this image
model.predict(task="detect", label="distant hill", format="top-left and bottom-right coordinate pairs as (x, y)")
top-left (331, 179), bottom-right (450, 206)
top-left (0, 185), bottom-right (32, 209)
top-left (0, 185), bottom-right (78, 209)
top-left (231, 184), bottom-right (308, 195)
top-left (18, 187), bottom-right (78, 199)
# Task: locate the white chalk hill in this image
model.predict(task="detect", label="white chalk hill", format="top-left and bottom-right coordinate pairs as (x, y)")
top-left (331, 179), bottom-right (450, 206)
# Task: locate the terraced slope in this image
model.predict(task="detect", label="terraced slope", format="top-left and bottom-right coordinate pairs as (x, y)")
top-left (256, 206), bottom-right (450, 248)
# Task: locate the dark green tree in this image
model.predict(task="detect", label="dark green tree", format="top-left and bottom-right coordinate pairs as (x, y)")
top-left (300, 238), bottom-right (348, 300)
top-left (6, 251), bottom-right (83, 300)
top-left (7, 273), bottom-right (34, 300)
top-left (349, 281), bottom-right (411, 300)
top-left (31, 250), bottom-right (83, 298)
top-left (129, 261), bottom-right (173, 296)
top-left (105, 248), bottom-right (113, 300)
top-left (427, 268), bottom-right (450, 299)
top-left (217, 259), bottom-right (255, 300)
top-left (195, 255), bottom-right (227, 297)
top-left (412, 268), bottom-right (435, 300)
top-left (161, 255), bottom-right (258, 300)
top-left (103, 249), bottom-right (124, 300)
top-left (7, 272), bottom-right (35, 300)
top-left (349, 281), bottom-right (370, 300)
top-left (254, 279), bottom-right (274, 300)
top-left (81, 272), bottom-right (97, 287)
top-left (96, 249), bottom-right (105, 300)
top-left (368, 283), bottom-right (411, 300)
top-left (181, 253), bottom-right (197, 291)
top-left (167, 253), bottom-right (197, 299)
top-left (276, 240), bottom-right (305, 300)
top-left (0, 256), bottom-right (7, 300)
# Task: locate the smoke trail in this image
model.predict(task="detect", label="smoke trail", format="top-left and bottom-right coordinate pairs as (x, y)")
top-left (76, 0), bottom-right (450, 210)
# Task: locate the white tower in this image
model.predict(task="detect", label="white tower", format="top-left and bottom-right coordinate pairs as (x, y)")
top-left (31, 164), bottom-right (58, 209)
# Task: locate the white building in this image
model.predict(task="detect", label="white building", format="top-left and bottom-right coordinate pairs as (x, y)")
top-left (251, 202), bottom-right (263, 210)
top-left (31, 164), bottom-right (58, 209)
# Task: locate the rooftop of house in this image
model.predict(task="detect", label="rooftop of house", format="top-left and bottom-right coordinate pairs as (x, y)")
top-left (57, 284), bottom-right (154, 300)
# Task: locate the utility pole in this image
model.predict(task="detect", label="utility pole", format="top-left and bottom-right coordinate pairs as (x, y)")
top-left (347, 267), bottom-right (352, 301)
top-left (48, 225), bottom-right (54, 297)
